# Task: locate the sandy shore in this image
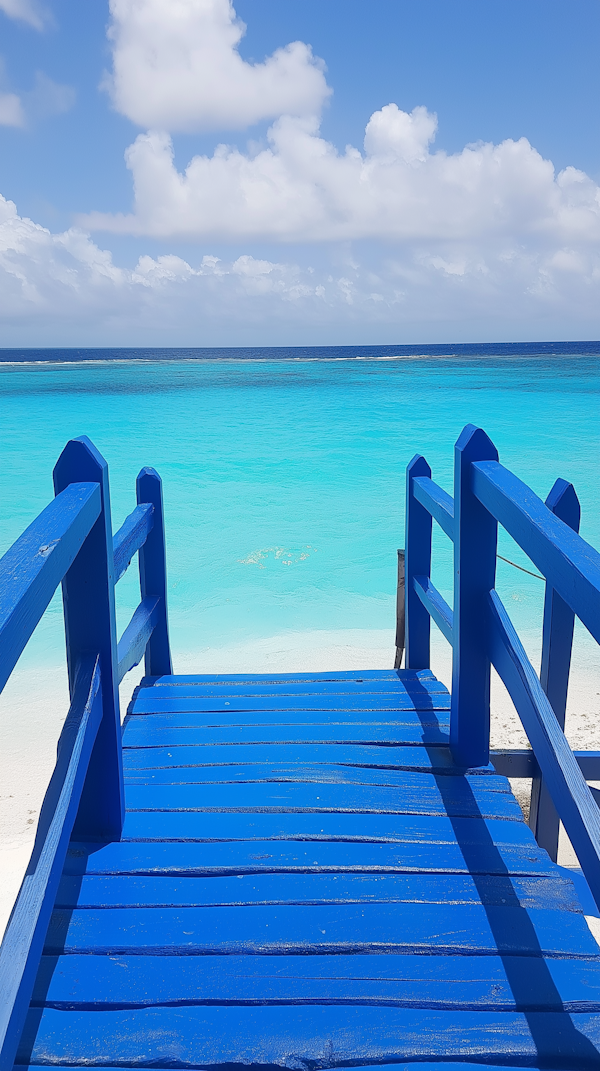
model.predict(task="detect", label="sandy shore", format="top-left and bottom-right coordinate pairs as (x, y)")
top-left (1, 627), bottom-right (598, 943)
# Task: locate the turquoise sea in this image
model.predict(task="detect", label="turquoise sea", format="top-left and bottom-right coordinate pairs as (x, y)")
top-left (0, 343), bottom-right (599, 675)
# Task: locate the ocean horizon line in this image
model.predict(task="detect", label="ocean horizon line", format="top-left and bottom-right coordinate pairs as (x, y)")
top-left (1, 340), bottom-right (600, 364)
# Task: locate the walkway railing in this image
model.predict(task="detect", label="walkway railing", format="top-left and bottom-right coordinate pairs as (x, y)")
top-left (404, 423), bottom-right (600, 910)
top-left (0, 436), bottom-right (171, 1069)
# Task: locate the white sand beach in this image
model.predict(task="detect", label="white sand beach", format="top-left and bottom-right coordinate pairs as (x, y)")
top-left (1, 627), bottom-right (599, 944)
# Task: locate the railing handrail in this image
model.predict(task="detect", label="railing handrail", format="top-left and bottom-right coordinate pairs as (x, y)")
top-left (405, 424), bottom-right (600, 911)
top-left (0, 482), bottom-right (101, 694)
top-left (472, 459), bottom-right (600, 643)
top-left (0, 438), bottom-right (172, 1071)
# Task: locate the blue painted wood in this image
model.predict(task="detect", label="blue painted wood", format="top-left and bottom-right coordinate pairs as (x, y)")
top-left (405, 455), bottom-right (432, 669)
top-left (112, 502), bottom-right (154, 584)
top-left (53, 436), bottom-right (124, 840)
top-left (16, 1005), bottom-right (600, 1067)
top-left (64, 830), bottom-right (556, 876)
top-left (148, 668), bottom-right (436, 684)
top-left (117, 596), bottom-right (160, 682)
top-left (122, 720), bottom-right (450, 747)
top-left (31, 951), bottom-right (600, 1011)
top-left (471, 457), bottom-right (600, 644)
top-left (54, 872), bottom-right (578, 911)
top-left (122, 742), bottom-right (474, 773)
top-left (451, 425), bottom-right (498, 768)
top-left (136, 467), bottom-right (173, 676)
top-left (0, 656), bottom-right (102, 1071)
top-left (413, 575), bottom-right (453, 644)
top-left (488, 587), bottom-right (600, 911)
top-left (124, 775), bottom-right (521, 819)
top-left (135, 679), bottom-right (449, 697)
top-left (493, 748), bottom-right (600, 780)
top-left (44, 902), bottom-right (598, 958)
top-left (530, 479), bottom-right (581, 860)
top-left (115, 809), bottom-right (547, 851)
top-left (412, 475), bottom-right (455, 540)
top-left (130, 693), bottom-right (450, 713)
top-left (12, 1064), bottom-right (555, 1071)
top-left (0, 482), bottom-right (100, 693)
top-left (123, 758), bottom-right (496, 785)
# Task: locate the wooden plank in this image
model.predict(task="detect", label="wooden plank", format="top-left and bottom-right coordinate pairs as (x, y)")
top-left (134, 680), bottom-right (450, 698)
top-left (489, 587), bottom-right (600, 913)
top-left (44, 902), bottom-right (600, 957)
top-left (124, 776), bottom-right (522, 819)
top-left (117, 810), bottom-right (550, 850)
top-left (8, 1064), bottom-right (559, 1071)
top-left (52, 436), bottom-right (125, 842)
top-left (0, 481), bottom-right (100, 693)
top-left (32, 952), bottom-right (600, 1012)
top-left (129, 694), bottom-right (452, 714)
top-left (122, 722), bottom-right (450, 747)
top-left (405, 454), bottom-right (433, 669)
top-left (450, 425), bottom-right (498, 768)
top-left (136, 466), bottom-right (172, 677)
top-left (413, 575), bottom-right (453, 644)
top-left (16, 1005), bottom-right (600, 1066)
top-left (54, 872), bottom-right (581, 911)
top-left (147, 669), bottom-right (436, 685)
top-left (122, 743), bottom-right (485, 774)
top-left (64, 834), bottom-right (555, 877)
top-left (112, 502), bottom-right (153, 584)
top-left (472, 456), bottom-right (600, 645)
top-left (124, 760), bottom-right (499, 786)
top-left (0, 657), bottom-right (102, 1071)
top-left (117, 596), bottom-right (160, 683)
top-left (530, 479), bottom-right (580, 860)
top-left (412, 474), bottom-right (455, 540)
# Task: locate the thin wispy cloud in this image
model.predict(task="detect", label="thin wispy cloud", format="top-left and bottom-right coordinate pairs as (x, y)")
top-left (0, 0), bottom-right (48, 31)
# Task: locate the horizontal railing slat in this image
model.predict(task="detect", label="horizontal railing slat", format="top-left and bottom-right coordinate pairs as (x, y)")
top-left (491, 749), bottom-right (600, 780)
top-left (117, 596), bottom-right (160, 683)
top-left (0, 483), bottom-right (101, 693)
top-left (113, 503), bottom-right (154, 585)
top-left (412, 477), bottom-right (455, 540)
top-left (413, 576), bottom-right (453, 644)
top-left (0, 655), bottom-right (102, 1071)
top-left (487, 589), bottom-right (600, 910)
top-left (473, 460), bottom-right (600, 644)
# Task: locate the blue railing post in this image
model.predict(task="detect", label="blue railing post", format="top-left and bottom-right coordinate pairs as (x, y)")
top-left (405, 455), bottom-right (432, 670)
top-left (451, 425), bottom-right (498, 767)
top-left (53, 437), bottom-right (124, 840)
top-left (529, 478), bottom-right (580, 858)
top-left (136, 467), bottom-right (173, 677)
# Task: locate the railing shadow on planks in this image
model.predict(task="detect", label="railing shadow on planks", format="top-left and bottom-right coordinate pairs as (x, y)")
top-left (0, 424), bottom-right (599, 1069)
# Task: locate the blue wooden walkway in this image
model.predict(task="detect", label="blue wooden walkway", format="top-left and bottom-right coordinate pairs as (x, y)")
top-left (2, 426), bottom-right (600, 1070)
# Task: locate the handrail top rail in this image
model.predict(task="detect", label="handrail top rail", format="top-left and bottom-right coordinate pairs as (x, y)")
top-left (472, 459), bottom-right (600, 644)
top-left (407, 453), bottom-right (600, 645)
top-left (0, 482), bottom-right (102, 695)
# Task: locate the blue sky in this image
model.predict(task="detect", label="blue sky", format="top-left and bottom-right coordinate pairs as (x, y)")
top-left (0, 0), bottom-right (599, 346)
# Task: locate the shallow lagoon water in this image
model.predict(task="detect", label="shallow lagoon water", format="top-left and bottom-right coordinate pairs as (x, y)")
top-left (0, 348), bottom-right (599, 667)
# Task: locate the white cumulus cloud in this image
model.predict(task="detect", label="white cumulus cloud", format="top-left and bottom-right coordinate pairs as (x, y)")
top-left (81, 104), bottom-right (600, 248)
top-left (2, 191), bottom-right (600, 346)
top-left (105, 0), bottom-right (330, 132)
